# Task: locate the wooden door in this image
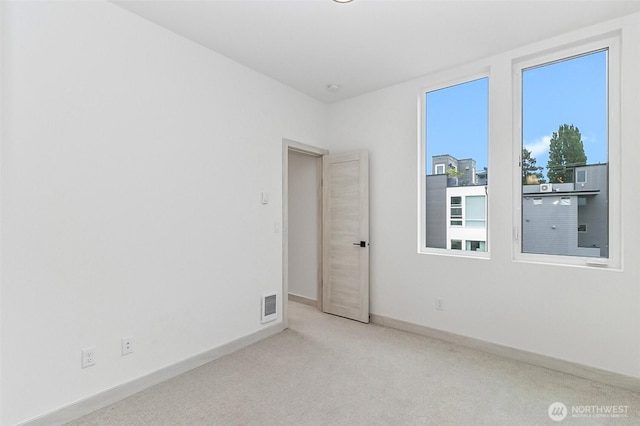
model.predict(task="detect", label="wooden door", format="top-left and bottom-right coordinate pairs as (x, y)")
top-left (322, 151), bottom-right (369, 323)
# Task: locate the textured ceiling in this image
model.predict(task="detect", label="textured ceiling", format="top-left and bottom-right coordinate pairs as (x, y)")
top-left (111, 0), bottom-right (640, 103)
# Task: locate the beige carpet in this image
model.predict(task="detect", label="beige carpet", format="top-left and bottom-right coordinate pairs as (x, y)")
top-left (68, 301), bottom-right (640, 425)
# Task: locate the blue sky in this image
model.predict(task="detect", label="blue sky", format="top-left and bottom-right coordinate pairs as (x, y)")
top-left (426, 77), bottom-right (488, 172)
top-left (426, 50), bottom-right (607, 175)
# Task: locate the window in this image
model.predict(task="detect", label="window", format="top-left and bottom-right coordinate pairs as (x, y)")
top-left (517, 38), bottom-right (619, 267)
top-left (423, 77), bottom-right (488, 255)
top-left (419, 33), bottom-right (619, 267)
top-left (576, 170), bottom-right (587, 183)
top-left (450, 196), bottom-right (462, 226)
top-left (465, 195), bottom-right (486, 227)
top-left (466, 240), bottom-right (486, 252)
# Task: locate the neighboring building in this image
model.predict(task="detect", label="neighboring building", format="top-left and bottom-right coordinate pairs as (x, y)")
top-left (446, 185), bottom-right (487, 251)
top-left (428, 156), bottom-right (608, 257)
top-left (426, 174), bottom-right (448, 248)
top-left (476, 167), bottom-right (488, 185)
top-left (432, 154), bottom-right (477, 186)
top-left (522, 163), bottom-right (608, 258)
top-left (431, 154), bottom-right (458, 176)
top-left (457, 158), bottom-right (478, 186)
top-left (427, 155), bottom-right (487, 251)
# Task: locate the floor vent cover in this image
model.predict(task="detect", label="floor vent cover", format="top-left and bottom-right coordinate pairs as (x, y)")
top-left (261, 292), bottom-right (277, 323)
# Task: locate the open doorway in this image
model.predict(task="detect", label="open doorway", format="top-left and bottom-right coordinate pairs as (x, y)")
top-left (288, 150), bottom-right (322, 307)
top-left (283, 140), bottom-right (370, 326)
top-left (282, 140), bottom-right (328, 328)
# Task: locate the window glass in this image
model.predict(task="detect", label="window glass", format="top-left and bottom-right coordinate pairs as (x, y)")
top-left (465, 195), bottom-right (486, 227)
top-left (450, 196), bottom-right (462, 226)
top-left (521, 50), bottom-right (608, 258)
top-left (425, 77), bottom-right (488, 252)
top-left (576, 170), bottom-right (587, 183)
top-left (466, 241), bottom-right (486, 252)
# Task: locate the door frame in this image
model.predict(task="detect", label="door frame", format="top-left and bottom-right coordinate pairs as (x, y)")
top-left (282, 139), bottom-right (328, 329)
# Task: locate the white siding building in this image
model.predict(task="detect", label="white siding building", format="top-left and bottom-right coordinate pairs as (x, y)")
top-left (446, 185), bottom-right (487, 251)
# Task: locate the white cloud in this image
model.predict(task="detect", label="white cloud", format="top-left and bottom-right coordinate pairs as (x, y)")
top-left (524, 135), bottom-right (551, 157)
top-left (582, 134), bottom-right (599, 146)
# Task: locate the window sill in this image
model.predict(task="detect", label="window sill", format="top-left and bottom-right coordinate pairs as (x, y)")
top-left (418, 248), bottom-right (491, 260)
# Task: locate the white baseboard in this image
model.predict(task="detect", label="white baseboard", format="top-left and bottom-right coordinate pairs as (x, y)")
top-left (370, 313), bottom-right (640, 393)
top-left (288, 293), bottom-right (317, 307)
top-left (21, 323), bottom-right (284, 426)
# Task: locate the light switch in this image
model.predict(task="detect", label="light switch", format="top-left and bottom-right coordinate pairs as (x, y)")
top-left (261, 191), bottom-right (269, 204)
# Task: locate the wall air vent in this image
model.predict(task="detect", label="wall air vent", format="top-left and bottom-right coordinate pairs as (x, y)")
top-left (540, 183), bottom-right (552, 193)
top-left (261, 292), bottom-right (277, 323)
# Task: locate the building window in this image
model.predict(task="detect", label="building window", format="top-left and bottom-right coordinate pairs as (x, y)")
top-left (576, 170), bottom-right (587, 183)
top-left (466, 240), bottom-right (486, 252)
top-left (450, 196), bottom-right (462, 226)
top-left (517, 39), bottom-right (617, 265)
top-left (465, 195), bottom-right (486, 227)
top-left (423, 76), bottom-right (488, 254)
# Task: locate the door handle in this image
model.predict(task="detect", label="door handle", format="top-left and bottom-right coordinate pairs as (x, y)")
top-left (353, 241), bottom-right (367, 247)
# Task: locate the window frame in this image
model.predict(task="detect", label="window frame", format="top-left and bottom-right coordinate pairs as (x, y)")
top-left (512, 34), bottom-right (621, 269)
top-left (576, 170), bottom-right (587, 183)
top-left (418, 71), bottom-right (490, 259)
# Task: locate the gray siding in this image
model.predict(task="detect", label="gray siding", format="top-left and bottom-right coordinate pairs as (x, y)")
top-left (426, 174), bottom-right (447, 248)
top-left (576, 165), bottom-right (608, 257)
top-left (432, 154), bottom-right (457, 175)
top-left (523, 195), bottom-right (577, 255)
top-left (521, 163), bottom-right (607, 258)
top-left (457, 158), bottom-right (477, 185)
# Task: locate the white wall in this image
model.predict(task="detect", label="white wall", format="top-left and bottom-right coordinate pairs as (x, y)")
top-left (288, 151), bottom-right (319, 301)
top-left (3, 2), bottom-right (639, 424)
top-left (327, 14), bottom-right (640, 378)
top-left (0, 1), bottom-right (327, 424)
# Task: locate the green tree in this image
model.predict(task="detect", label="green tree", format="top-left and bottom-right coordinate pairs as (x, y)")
top-left (522, 147), bottom-right (545, 184)
top-left (445, 166), bottom-right (464, 179)
top-left (547, 124), bottom-right (587, 183)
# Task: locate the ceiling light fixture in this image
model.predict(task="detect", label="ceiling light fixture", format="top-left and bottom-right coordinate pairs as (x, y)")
top-left (327, 84), bottom-right (342, 93)
top-left (333, 0), bottom-right (354, 3)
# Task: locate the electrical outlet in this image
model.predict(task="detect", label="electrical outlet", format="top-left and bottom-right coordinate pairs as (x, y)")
top-left (121, 336), bottom-right (134, 356)
top-left (436, 297), bottom-right (444, 311)
top-left (81, 347), bottom-right (96, 368)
